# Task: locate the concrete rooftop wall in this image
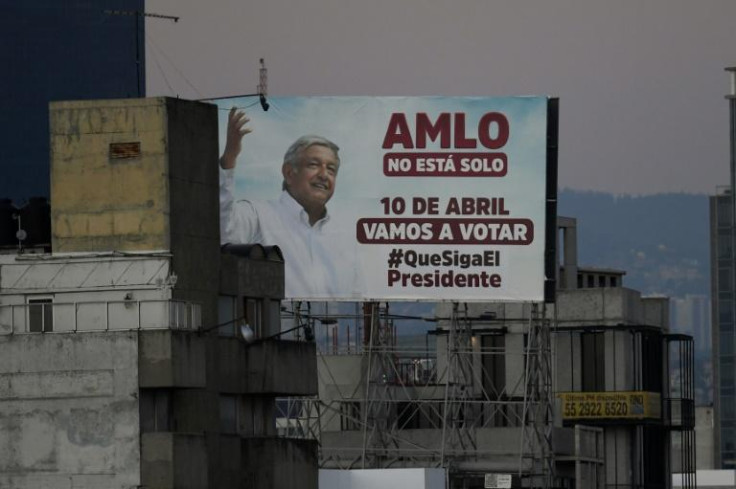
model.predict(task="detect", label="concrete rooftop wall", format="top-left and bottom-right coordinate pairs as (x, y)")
top-left (0, 331), bottom-right (140, 489)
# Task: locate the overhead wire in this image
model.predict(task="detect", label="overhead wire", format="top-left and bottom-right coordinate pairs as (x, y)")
top-left (146, 35), bottom-right (175, 95)
top-left (145, 31), bottom-right (204, 98)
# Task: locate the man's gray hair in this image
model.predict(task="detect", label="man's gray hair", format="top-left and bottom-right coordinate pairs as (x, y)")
top-left (283, 135), bottom-right (340, 169)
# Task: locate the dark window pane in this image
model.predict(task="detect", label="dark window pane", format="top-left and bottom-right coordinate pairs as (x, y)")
top-left (721, 300), bottom-right (734, 324)
top-left (220, 395), bottom-right (237, 433)
top-left (140, 389), bottom-right (172, 433)
top-left (720, 268), bottom-right (733, 293)
top-left (581, 332), bottom-right (604, 391)
top-left (719, 231), bottom-right (733, 259)
top-left (28, 298), bottom-right (52, 332)
top-left (718, 196), bottom-right (733, 227)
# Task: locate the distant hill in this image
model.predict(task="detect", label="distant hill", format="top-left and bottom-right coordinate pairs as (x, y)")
top-left (558, 189), bottom-right (709, 297)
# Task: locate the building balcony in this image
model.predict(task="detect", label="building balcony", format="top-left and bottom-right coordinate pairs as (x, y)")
top-left (0, 299), bottom-right (201, 335)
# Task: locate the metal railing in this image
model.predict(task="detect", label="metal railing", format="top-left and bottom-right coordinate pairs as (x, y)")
top-left (0, 299), bottom-right (201, 334)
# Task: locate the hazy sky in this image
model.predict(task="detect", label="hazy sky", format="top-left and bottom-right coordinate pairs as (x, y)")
top-left (145, 0), bottom-right (736, 195)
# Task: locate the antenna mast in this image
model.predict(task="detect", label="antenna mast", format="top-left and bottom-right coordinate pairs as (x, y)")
top-left (258, 58), bottom-right (268, 97)
top-left (104, 9), bottom-right (179, 97)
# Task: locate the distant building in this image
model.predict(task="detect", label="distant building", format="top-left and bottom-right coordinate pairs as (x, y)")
top-left (1, 1), bottom-right (145, 203)
top-left (710, 66), bottom-right (736, 470)
top-left (671, 294), bottom-right (711, 353)
top-left (0, 98), bottom-right (318, 488)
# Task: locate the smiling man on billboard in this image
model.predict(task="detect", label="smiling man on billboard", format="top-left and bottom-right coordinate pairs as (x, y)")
top-left (218, 108), bottom-right (359, 300)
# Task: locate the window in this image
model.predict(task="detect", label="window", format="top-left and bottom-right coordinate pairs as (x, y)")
top-left (140, 389), bottom-right (173, 432)
top-left (723, 395), bottom-right (736, 420)
top-left (722, 332), bottom-right (735, 357)
top-left (267, 299), bottom-right (282, 337)
top-left (217, 295), bottom-right (236, 337)
top-left (718, 195), bottom-right (733, 228)
top-left (720, 268), bottom-right (733, 293)
top-left (244, 298), bottom-right (263, 338)
top-left (721, 300), bottom-right (734, 325)
top-left (719, 230), bottom-right (733, 260)
top-left (28, 298), bottom-right (53, 333)
top-left (219, 394), bottom-right (238, 433)
top-left (609, 276), bottom-right (617, 287)
top-left (581, 332), bottom-right (605, 391)
top-left (722, 358), bottom-right (735, 391)
top-left (641, 332), bottom-right (663, 392)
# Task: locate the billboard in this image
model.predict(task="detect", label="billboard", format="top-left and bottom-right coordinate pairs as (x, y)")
top-left (214, 97), bottom-right (556, 302)
top-left (558, 391), bottom-right (662, 420)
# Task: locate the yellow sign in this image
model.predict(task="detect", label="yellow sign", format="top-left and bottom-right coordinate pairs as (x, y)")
top-left (557, 391), bottom-right (661, 420)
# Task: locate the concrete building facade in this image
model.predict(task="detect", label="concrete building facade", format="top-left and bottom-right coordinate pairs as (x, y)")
top-left (0, 97), bottom-right (318, 488)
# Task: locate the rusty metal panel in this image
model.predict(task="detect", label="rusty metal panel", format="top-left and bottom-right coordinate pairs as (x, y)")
top-left (109, 142), bottom-right (141, 159)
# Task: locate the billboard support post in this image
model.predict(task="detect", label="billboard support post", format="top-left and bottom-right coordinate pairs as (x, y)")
top-left (519, 302), bottom-right (555, 487)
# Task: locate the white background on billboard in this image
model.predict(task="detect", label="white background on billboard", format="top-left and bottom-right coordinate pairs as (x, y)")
top-left (216, 96), bottom-right (548, 302)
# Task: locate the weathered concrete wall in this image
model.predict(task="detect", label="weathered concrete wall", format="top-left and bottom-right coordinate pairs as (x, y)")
top-left (556, 287), bottom-right (645, 326)
top-left (0, 332), bottom-right (140, 489)
top-left (641, 296), bottom-right (670, 329)
top-left (220, 253), bottom-right (285, 302)
top-left (244, 340), bottom-right (317, 396)
top-left (695, 406), bottom-right (715, 470)
top-left (165, 98), bottom-right (220, 339)
top-left (605, 426), bottom-right (634, 486)
top-left (138, 330), bottom-right (206, 388)
top-left (140, 433), bottom-right (207, 489)
top-left (50, 98), bottom-right (170, 252)
top-left (242, 438), bottom-right (318, 489)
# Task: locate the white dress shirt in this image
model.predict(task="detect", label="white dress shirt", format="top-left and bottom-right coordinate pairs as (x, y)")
top-left (220, 168), bottom-right (359, 300)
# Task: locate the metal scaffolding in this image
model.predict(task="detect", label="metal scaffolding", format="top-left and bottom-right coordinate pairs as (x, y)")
top-left (289, 301), bottom-right (558, 488)
top-left (518, 302), bottom-right (555, 488)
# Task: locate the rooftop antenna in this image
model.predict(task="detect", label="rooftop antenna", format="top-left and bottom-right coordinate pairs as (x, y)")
top-left (104, 9), bottom-right (180, 97)
top-left (197, 59), bottom-right (270, 110)
top-left (12, 213), bottom-right (25, 252)
top-left (257, 58), bottom-right (270, 111)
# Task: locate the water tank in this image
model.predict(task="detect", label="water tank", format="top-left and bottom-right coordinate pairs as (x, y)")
top-left (0, 199), bottom-right (17, 246)
top-left (20, 197), bottom-right (51, 246)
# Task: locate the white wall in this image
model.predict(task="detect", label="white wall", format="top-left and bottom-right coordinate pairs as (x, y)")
top-left (320, 468), bottom-right (445, 489)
